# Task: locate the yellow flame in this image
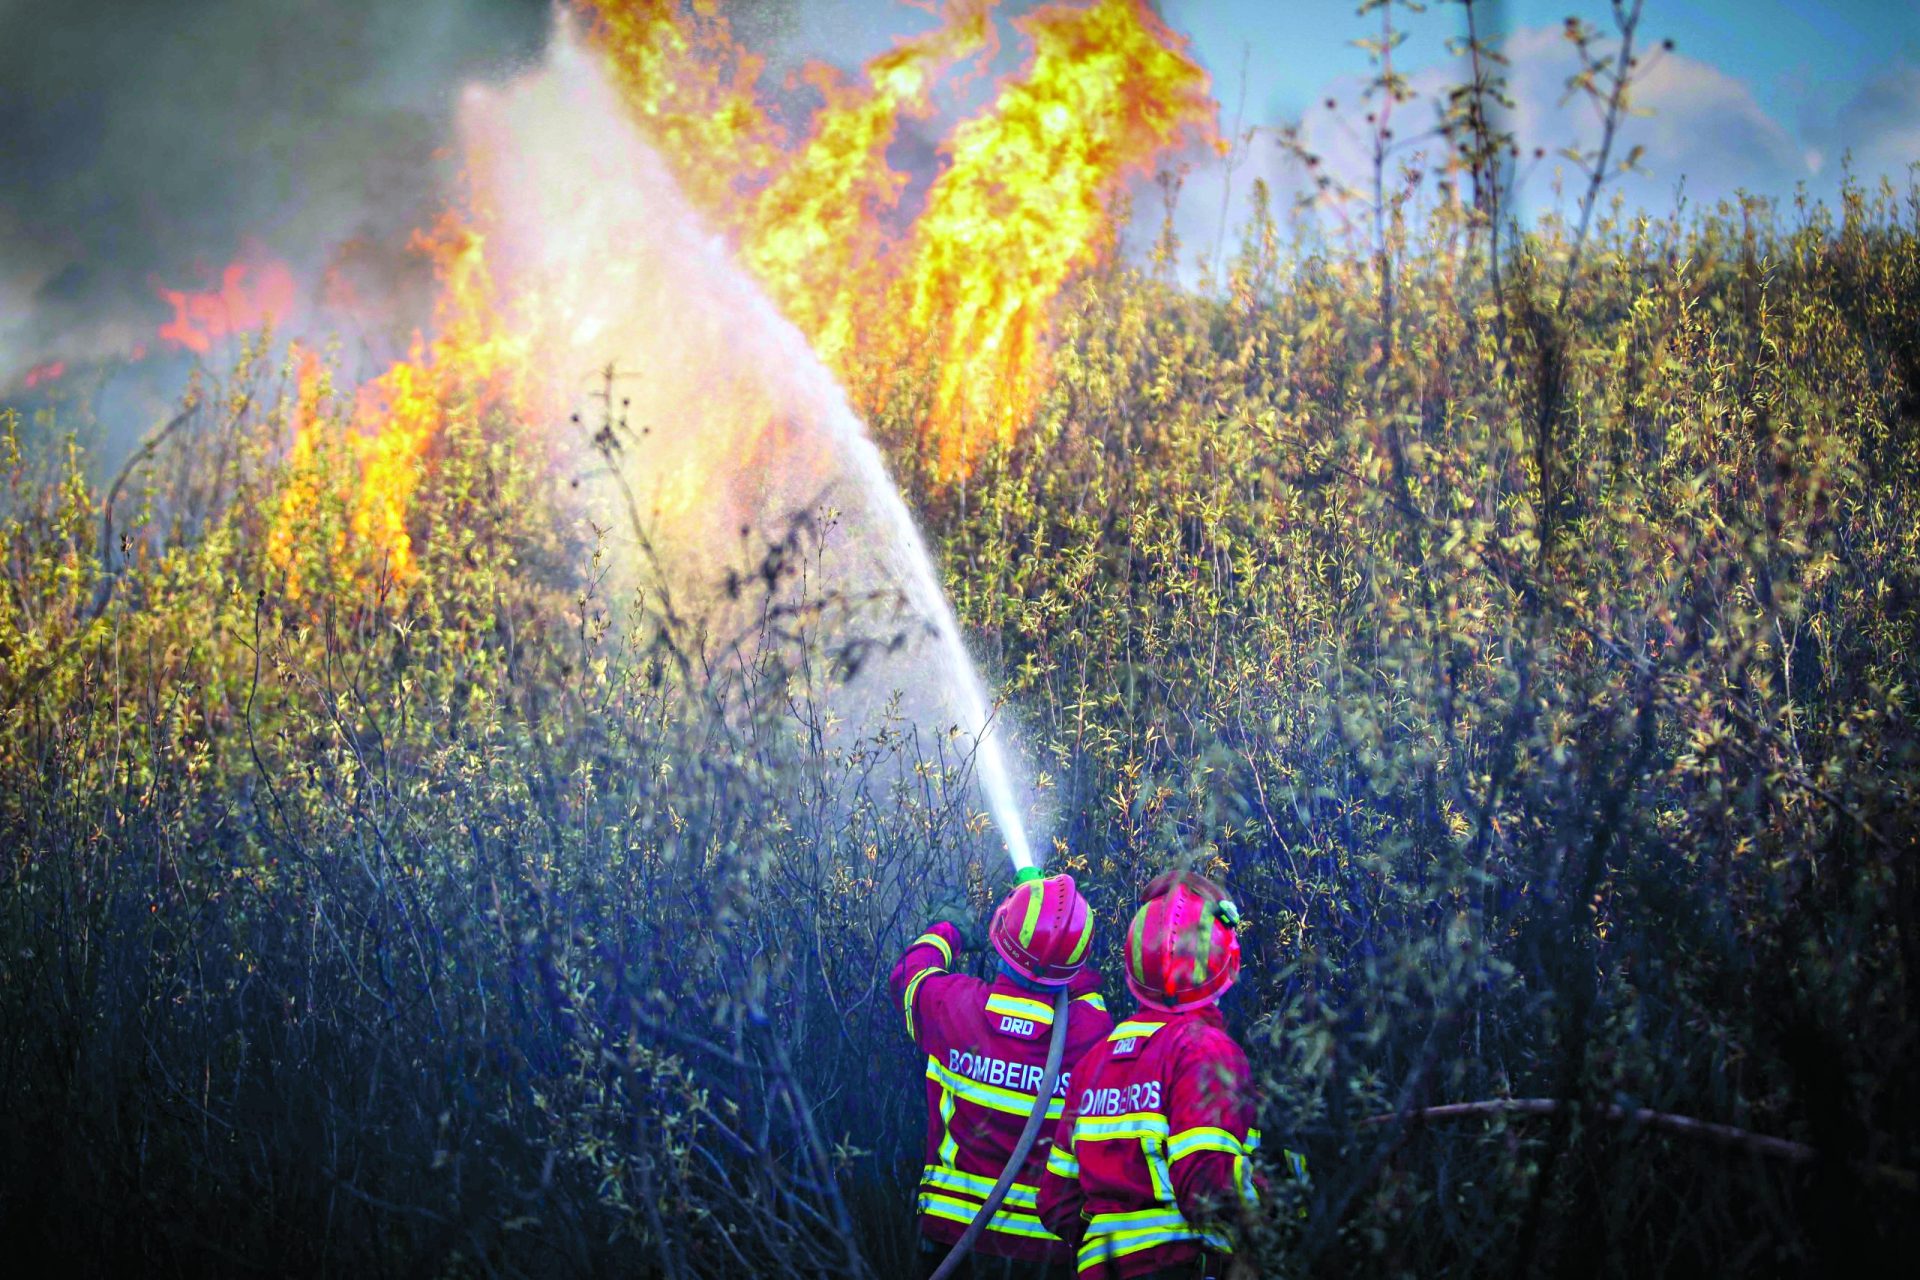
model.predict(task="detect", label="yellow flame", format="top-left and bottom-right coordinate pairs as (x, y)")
top-left (739, 2), bottom-right (993, 371)
top-left (892, 0), bottom-right (1211, 474)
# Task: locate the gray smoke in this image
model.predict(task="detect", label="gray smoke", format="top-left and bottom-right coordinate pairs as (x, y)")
top-left (0, 0), bottom-right (552, 380)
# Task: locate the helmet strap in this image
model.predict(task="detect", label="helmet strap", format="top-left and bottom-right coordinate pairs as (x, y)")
top-left (996, 959), bottom-right (1061, 992)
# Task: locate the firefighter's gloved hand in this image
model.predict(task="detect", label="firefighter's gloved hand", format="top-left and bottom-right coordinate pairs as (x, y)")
top-left (926, 893), bottom-right (986, 952)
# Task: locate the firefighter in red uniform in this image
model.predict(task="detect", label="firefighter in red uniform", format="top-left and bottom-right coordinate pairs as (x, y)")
top-left (891, 871), bottom-right (1115, 1279)
top-left (1038, 871), bottom-right (1281, 1280)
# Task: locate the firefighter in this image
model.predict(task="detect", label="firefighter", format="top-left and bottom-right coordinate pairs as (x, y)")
top-left (891, 871), bottom-right (1115, 1279)
top-left (1037, 870), bottom-right (1280, 1280)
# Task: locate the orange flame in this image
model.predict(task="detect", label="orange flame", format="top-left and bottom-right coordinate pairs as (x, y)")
top-left (155, 246), bottom-right (299, 354)
top-left (569, 0), bottom-right (782, 220)
top-left (24, 360), bottom-right (66, 389)
top-left (738, 2), bottom-right (994, 371)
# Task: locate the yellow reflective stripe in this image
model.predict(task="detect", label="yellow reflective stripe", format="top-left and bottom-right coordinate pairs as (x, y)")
top-left (936, 1075), bottom-right (959, 1165)
top-left (1077, 1212), bottom-right (1233, 1267)
top-left (1168, 1126), bottom-right (1247, 1162)
top-left (1108, 1019), bottom-right (1168, 1041)
top-left (1147, 1137), bottom-right (1174, 1201)
top-left (1073, 992), bottom-right (1108, 1012)
top-left (985, 992), bottom-right (1056, 1025)
top-left (1234, 1152), bottom-right (1258, 1208)
top-left (927, 1057), bottom-right (1067, 1120)
top-left (1065, 909), bottom-right (1093, 964)
top-left (1018, 882), bottom-right (1045, 946)
top-left (1045, 1144), bottom-right (1079, 1179)
top-left (1246, 1126), bottom-right (1263, 1152)
top-left (918, 1192), bottom-right (1060, 1241)
top-left (1087, 1206), bottom-right (1190, 1232)
top-left (912, 931), bottom-right (955, 967)
top-left (903, 966), bottom-right (940, 1041)
top-left (1074, 1111), bottom-right (1169, 1142)
top-left (920, 1164), bottom-right (1040, 1210)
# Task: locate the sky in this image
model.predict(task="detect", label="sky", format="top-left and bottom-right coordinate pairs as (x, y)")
top-left (2, 0), bottom-right (1917, 389)
top-left (1147, 0), bottom-right (1920, 260)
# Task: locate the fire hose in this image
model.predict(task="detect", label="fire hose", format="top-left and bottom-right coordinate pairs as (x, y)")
top-left (927, 980), bottom-right (1072, 1280)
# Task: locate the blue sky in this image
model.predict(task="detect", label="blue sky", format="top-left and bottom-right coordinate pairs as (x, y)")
top-left (779, 0), bottom-right (1920, 264)
top-left (1154, 0), bottom-right (1920, 263)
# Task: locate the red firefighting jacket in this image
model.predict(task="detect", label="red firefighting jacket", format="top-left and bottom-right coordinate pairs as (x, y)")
top-left (890, 921), bottom-right (1114, 1263)
top-left (1036, 1006), bottom-right (1263, 1278)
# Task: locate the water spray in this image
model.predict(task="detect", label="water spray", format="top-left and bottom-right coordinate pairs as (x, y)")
top-left (463, 21), bottom-right (1042, 881)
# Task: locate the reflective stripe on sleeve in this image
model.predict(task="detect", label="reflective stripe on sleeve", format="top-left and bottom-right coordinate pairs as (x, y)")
top-left (903, 966), bottom-right (940, 1041)
top-left (912, 931), bottom-right (955, 967)
top-left (1168, 1125), bottom-right (1248, 1162)
top-left (1045, 1144), bottom-right (1079, 1180)
top-left (1073, 992), bottom-right (1108, 1013)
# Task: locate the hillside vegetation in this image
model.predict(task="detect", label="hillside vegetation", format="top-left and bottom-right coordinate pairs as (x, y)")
top-left (4, 142), bottom-right (1919, 1278)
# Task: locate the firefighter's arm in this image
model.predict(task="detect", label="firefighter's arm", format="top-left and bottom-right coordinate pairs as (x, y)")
top-left (1036, 1109), bottom-right (1086, 1246)
top-left (1165, 1029), bottom-right (1260, 1228)
top-left (888, 920), bottom-right (965, 1047)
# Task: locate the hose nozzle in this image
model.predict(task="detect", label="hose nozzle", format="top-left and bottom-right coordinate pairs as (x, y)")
top-left (1013, 865), bottom-right (1043, 885)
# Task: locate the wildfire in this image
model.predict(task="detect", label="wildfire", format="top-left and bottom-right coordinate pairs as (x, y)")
top-left (890, 0), bottom-right (1213, 470)
top-left (24, 360), bottom-right (65, 389)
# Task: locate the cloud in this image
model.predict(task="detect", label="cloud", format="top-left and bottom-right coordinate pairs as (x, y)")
top-left (1819, 59), bottom-right (1920, 184)
top-left (1146, 18), bottom-right (1869, 281)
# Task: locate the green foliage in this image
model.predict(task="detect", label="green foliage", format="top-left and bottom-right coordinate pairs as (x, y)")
top-left (5, 162), bottom-right (1920, 1280)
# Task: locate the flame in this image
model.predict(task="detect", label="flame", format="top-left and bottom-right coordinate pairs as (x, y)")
top-left (575, 0), bottom-right (1212, 474)
top-left (155, 246), bottom-right (299, 354)
top-left (890, 0), bottom-right (1212, 472)
top-left (737, 2), bottom-right (994, 371)
top-left (568, 0), bottom-right (782, 219)
top-left (267, 216), bottom-right (529, 596)
top-left (24, 360), bottom-right (65, 389)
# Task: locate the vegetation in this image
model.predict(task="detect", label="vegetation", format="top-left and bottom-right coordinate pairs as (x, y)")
top-left (5, 13), bottom-right (1920, 1276)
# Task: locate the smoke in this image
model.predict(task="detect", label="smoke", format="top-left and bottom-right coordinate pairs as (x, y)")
top-left (0, 0), bottom-right (550, 378)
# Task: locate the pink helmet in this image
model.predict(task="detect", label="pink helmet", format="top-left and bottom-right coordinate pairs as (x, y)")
top-left (1124, 870), bottom-right (1242, 1012)
top-left (990, 873), bottom-right (1094, 986)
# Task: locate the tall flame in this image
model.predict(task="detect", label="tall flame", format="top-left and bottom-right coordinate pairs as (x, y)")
top-left (890, 0), bottom-right (1212, 471)
top-left (738, 2), bottom-right (994, 372)
top-left (577, 0), bottom-right (1212, 473)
